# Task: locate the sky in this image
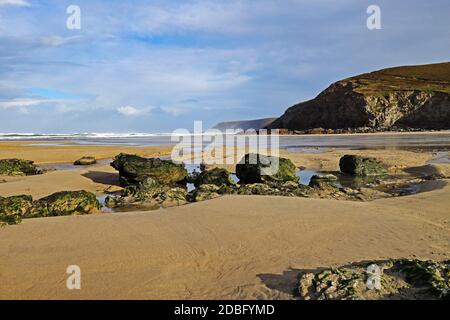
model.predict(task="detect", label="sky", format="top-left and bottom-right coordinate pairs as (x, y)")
top-left (0, 0), bottom-right (449, 133)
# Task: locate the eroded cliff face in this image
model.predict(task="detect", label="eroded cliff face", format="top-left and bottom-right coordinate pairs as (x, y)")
top-left (268, 62), bottom-right (450, 131)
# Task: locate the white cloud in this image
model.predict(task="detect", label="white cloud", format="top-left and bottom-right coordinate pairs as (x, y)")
top-left (160, 106), bottom-right (188, 116)
top-left (41, 36), bottom-right (82, 47)
top-left (116, 105), bottom-right (151, 116)
top-left (0, 0), bottom-right (30, 7)
top-left (0, 98), bottom-right (46, 109)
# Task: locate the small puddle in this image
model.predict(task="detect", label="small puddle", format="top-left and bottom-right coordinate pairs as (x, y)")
top-left (39, 159), bottom-right (111, 171)
top-left (297, 168), bottom-right (428, 196)
top-left (427, 151), bottom-right (450, 164)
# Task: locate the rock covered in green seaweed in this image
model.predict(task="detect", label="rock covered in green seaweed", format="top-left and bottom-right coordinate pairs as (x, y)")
top-left (105, 178), bottom-right (188, 209)
top-left (339, 155), bottom-right (388, 176)
top-left (296, 259), bottom-right (450, 300)
top-left (0, 195), bottom-right (33, 226)
top-left (236, 153), bottom-right (298, 184)
top-left (0, 159), bottom-right (42, 176)
top-left (309, 174), bottom-right (339, 189)
top-left (188, 184), bottom-right (232, 202)
top-left (74, 156), bottom-right (97, 165)
top-left (26, 191), bottom-right (101, 218)
top-left (1, 191), bottom-right (100, 225)
top-left (193, 168), bottom-right (236, 187)
top-left (111, 153), bottom-right (188, 186)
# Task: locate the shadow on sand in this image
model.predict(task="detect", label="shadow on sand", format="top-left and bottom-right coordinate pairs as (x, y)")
top-left (82, 171), bottom-right (121, 186)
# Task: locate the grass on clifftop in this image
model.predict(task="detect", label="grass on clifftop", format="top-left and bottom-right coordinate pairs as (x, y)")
top-left (345, 62), bottom-right (450, 95)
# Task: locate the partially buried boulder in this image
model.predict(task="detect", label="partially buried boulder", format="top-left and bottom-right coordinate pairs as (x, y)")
top-left (105, 178), bottom-right (188, 209)
top-left (74, 156), bottom-right (97, 165)
top-left (339, 155), bottom-right (387, 176)
top-left (26, 191), bottom-right (101, 218)
top-left (194, 168), bottom-right (236, 187)
top-left (297, 259), bottom-right (450, 300)
top-left (309, 174), bottom-right (338, 189)
top-left (0, 195), bottom-right (33, 226)
top-left (0, 159), bottom-right (42, 176)
top-left (188, 183), bottom-right (234, 202)
top-left (111, 153), bottom-right (188, 186)
top-left (236, 154), bottom-right (298, 184)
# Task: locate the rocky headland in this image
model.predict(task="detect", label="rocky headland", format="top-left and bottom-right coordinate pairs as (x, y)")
top-left (268, 62), bottom-right (450, 133)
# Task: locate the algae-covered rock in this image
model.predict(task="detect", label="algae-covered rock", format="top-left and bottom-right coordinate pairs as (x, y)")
top-left (105, 178), bottom-right (188, 209)
top-left (194, 168), bottom-right (236, 187)
top-left (0, 195), bottom-right (33, 226)
top-left (27, 191), bottom-right (101, 218)
top-left (74, 156), bottom-right (97, 165)
top-left (296, 259), bottom-right (450, 300)
top-left (188, 184), bottom-right (232, 202)
top-left (236, 154), bottom-right (298, 184)
top-left (111, 153), bottom-right (188, 186)
top-left (339, 155), bottom-right (388, 176)
top-left (309, 174), bottom-right (339, 189)
top-left (0, 159), bottom-right (42, 176)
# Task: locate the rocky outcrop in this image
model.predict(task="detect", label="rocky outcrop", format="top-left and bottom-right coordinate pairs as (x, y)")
top-left (339, 155), bottom-right (388, 176)
top-left (74, 156), bottom-right (97, 165)
top-left (105, 178), bottom-right (188, 209)
top-left (0, 195), bottom-right (33, 226)
top-left (111, 153), bottom-right (188, 187)
top-left (0, 159), bottom-right (42, 176)
top-left (297, 259), bottom-right (450, 300)
top-left (0, 191), bottom-right (100, 225)
top-left (309, 174), bottom-right (339, 188)
top-left (236, 154), bottom-right (298, 184)
top-left (26, 191), bottom-right (101, 218)
top-left (268, 62), bottom-right (450, 131)
top-left (193, 168), bottom-right (236, 188)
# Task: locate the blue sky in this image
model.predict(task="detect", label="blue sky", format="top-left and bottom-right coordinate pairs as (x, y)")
top-left (0, 0), bottom-right (449, 133)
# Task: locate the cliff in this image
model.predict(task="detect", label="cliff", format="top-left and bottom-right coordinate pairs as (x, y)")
top-left (268, 62), bottom-right (450, 131)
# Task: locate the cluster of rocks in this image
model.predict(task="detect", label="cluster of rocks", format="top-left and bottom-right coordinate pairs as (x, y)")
top-left (0, 191), bottom-right (101, 226)
top-left (261, 126), bottom-right (434, 135)
top-left (0, 159), bottom-right (42, 176)
top-left (105, 153), bottom-right (189, 210)
top-left (104, 152), bottom-right (398, 210)
top-left (297, 259), bottom-right (450, 300)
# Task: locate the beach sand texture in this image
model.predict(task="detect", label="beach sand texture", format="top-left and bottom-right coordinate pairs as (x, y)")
top-left (0, 140), bottom-right (449, 299)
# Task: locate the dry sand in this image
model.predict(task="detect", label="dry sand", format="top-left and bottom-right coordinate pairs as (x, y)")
top-left (0, 141), bottom-right (449, 299)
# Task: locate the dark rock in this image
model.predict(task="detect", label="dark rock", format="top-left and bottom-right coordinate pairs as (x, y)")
top-left (111, 153), bottom-right (188, 187)
top-left (0, 159), bottom-right (42, 176)
top-left (236, 154), bottom-right (298, 184)
top-left (0, 195), bottom-right (33, 226)
top-left (339, 155), bottom-right (388, 176)
top-left (74, 156), bottom-right (97, 165)
top-left (296, 259), bottom-right (450, 300)
top-left (26, 191), bottom-right (101, 218)
top-left (194, 168), bottom-right (236, 188)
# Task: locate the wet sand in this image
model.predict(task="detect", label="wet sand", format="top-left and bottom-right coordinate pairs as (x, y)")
top-left (1, 182), bottom-right (449, 299)
top-left (0, 139), bottom-right (449, 299)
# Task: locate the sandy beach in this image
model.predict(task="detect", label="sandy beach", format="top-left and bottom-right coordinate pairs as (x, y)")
top-left (1, 139), bottom-right (449, 299)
